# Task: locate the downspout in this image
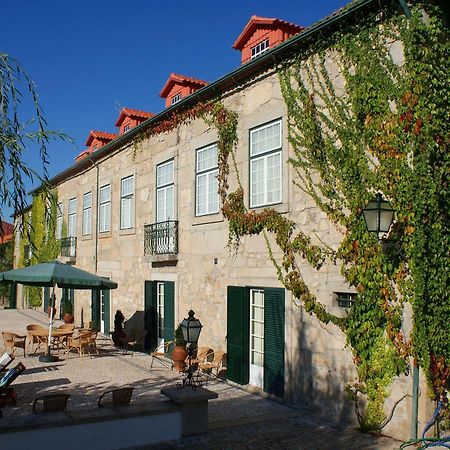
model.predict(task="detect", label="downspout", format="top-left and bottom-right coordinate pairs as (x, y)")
top-left (411, 359), bottom-right (419, 439)
top-left (88, 156), bottom-right (99, 275)
top-left (398, 0), bottom-right (412, 18)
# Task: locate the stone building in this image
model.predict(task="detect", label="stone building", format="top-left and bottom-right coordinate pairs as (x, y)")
top-left (12, 1), bottom-right (438, 440)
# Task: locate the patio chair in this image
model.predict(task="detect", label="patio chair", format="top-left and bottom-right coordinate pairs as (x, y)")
top-left (98, 387), bottom-right (134, 408)
top-left (123, 331), bottom-right (146, 356)
top-left (32, 393), bottom-right (70, 413)
top-left (0, 352), bottom-right (14, 373)
top-left (199, 350), bottom-right (227, 378)
top-left (2, 331), bottom-right (26, 357)
top-left (26, 324), bottom-right (48, 354)
top-left (66, 331), bottom-right (93, 357)
top-left (192, 347), bottom-right (213, 365)
top-left (0, 362), bottom-right (26, 407)
top-left (150, 340), bottom-right (173, 369)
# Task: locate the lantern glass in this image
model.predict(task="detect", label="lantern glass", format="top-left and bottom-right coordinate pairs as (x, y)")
top-left (362, 194), bottom-right (394, 239)
top-left (180, 310), bottom-right (203, 344)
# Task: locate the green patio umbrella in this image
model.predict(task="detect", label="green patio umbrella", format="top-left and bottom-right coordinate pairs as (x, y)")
top-left (0, 261), bottom-right (118, 361)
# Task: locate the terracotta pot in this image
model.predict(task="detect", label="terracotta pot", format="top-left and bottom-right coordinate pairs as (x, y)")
top-left (63, 313), bottom-right (74, 324)
top-left (172, 345), bottom-right (188, 371)
top-left (47, 306), bottom-right (57, 318)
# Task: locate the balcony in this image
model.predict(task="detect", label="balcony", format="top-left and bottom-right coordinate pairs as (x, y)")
top-left (144, 221), bottom-right (178, 262)
top-left (59, 237), bottom-right (77, 260)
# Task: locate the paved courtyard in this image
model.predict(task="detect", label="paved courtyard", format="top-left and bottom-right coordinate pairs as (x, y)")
top-left (0, 308), bottom-right (402, 449)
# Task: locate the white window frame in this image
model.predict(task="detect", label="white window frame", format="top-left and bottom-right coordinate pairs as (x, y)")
top-left (68, 198), bottom-right (77, 237)
top-left (156, 160), bottom-right (174, 223)
top-left (82, 192), bottom-right (92, 236)
top-left (56, 202), bottom-right (63, 239)
top-left (195, 144), bottom-right (219, 216)
top-left (99, 184), bottom-right (111, 233)
top-left (251, 39), bottom-right (270, 59)
top-left (249, 119), bottom-right (282, 208)
top-left (120, 175), bottom-right (134, 230)
top-left (123, 124), bottom-right (130, 133)
top-left (171, 93), bottom-right (181, 105)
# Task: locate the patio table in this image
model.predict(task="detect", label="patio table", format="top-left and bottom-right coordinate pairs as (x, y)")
top-left (28, 329), bottom-right (73, 354)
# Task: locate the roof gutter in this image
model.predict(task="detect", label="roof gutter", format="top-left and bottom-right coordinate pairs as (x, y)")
top-left (33, 0), bottom-right (390, 193)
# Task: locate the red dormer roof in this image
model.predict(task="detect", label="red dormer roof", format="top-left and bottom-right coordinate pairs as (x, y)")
top-left (233, 15), bottom-right (304, 50)
top-left (159, 73), bottom-right (208, 99)
top-left (84, 130), bottom-right (118, 147)
top-left (114, 108), bottom-right (154, 127)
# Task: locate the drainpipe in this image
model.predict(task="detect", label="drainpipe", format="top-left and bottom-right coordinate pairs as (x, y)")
top-left (398, 0), bottom-right (412, 18)
top-left (411, 358), bottom-right (419, 439)
top-left (88, 156), bottom-right (99, 275)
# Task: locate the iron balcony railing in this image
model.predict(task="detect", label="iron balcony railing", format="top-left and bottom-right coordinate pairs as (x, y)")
top-left (59, 237), bottom-right (77, 257)
top-left (144, 220), bottom-right (178, 256)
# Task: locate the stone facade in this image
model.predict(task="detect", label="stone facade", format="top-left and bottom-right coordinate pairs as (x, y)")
top-left (12, 5), bottom-right (433, 441)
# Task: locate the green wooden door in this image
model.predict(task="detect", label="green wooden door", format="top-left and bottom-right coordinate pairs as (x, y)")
top-left (264, 288), bottom-right (285, 397)
top-left (8, 282), bottom-right (17, 309)
top-left (43, 287), bottom-right (50, 311)
top-left (163, 281), bottom-right (175, 353)
top-left (102, 289), bottom-right (111, 335)
top-left (144, 281), bottom-right (157, 351)
top-left (227, 286), bottom-right (250, 385)
top-left (91, 290), bottom-right (101, 332)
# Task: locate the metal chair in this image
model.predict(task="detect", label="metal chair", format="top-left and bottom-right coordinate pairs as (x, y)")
top-left (32, 393), bottom-right (70, 413)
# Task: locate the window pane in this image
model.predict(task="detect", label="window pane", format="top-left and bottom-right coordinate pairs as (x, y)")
top-left (196, 174), bottom-right (207, 216)
top-left (121, 176), bottom-right (134, 196)
top-left (250, 158), bottom-right (264, 207)
top-left (157, 161), bottom-right (174, 187)
top-left (250, 121), bottom-right (281, 157)
top-left (100, 185), bottom-right (110, 203)
top-left (266, 152), bottom-right (281, 204)
top-left (197, 145), bottom-right (218, 172)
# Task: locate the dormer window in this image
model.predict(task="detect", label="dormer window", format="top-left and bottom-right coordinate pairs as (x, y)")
top-left (171, 93), bottom-right (182, 105)
top-left (251, 39), bottom-right (269, 59)
top-left (93, 145), bottom-right (97, 151)
top-left (124, 124), bottom-right (130, 133)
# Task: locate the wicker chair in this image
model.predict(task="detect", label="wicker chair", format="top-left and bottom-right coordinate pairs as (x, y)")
top-left (26, 324), bottom-right (48, 355)
top-left (98, 387), bottom-right (134, 408)
top-left (149, 341), bottom-right (173, 369)
top-left (199, 350), bottom-right (227, 378)
top-left (66, 331), bottom-right (93, 357)
top-left (32, 393), bottom-right (70, 413)
top-left (1, 331), bottom-right (26, 357)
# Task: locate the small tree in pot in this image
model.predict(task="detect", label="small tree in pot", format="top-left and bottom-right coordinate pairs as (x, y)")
top-left (172, 324), bottom-right (187, 371)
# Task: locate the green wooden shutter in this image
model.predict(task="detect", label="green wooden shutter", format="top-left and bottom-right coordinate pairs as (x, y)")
top-left (91, 290), bottom-right (101, 332)
top-left (164, 281), bottom-right (175, 353)
top-left (43, 287), bottom-right (50, 311)
top-left (9, 282), bottom-right (17, 309)
top-left (264, 288), bottom-right (285, 397)
top-left (144, 281), bottom-right (157, 351)
top-left (227, 286), bottom-right (250, 385)
top-left (102, 290), bottom-right (111, 335)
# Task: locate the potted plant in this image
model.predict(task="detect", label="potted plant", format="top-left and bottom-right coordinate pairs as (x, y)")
top-left (63, 300), bottom-right (74, 324)
top-left (171, 324), bottom-right (187, 371)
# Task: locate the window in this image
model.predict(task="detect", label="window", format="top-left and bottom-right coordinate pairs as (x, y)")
top-left (156, 160), bottom-right (174, 222)
top-left (123, 124), bottom-right (130, 133)
top-left (251, 39), bottom-right (270, 59)
top-left (82, 192), bottom-right (92, 236)
top-left (93, 145), bottom-right (97, 151)
top-left (120, 175), bottom-right (134, 229)
top-left (171, 93), bottom-right (181, 105)
top-left (336, 292), bottom-right (356, 308)
top-left (56, 202), bottom-right (63, 239)
top-left (68, 198), bottom-right (77, 237)
top-left (99, 184), bottom-right (111, 232)
top-left (157, 282), bottom-right (165, 345)
top-left (250, 120), bottom-right (282, 208)
top-left (196, 144), bottom-right (219, 216)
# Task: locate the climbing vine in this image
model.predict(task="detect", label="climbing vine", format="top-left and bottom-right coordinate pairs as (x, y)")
top-left (19, 190), bottom-right (60, 307)
top-left (129, 0), bottom-right (448, 432)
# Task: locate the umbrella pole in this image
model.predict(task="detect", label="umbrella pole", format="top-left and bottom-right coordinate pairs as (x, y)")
top-left (39, 284), bottom-right (59, 363)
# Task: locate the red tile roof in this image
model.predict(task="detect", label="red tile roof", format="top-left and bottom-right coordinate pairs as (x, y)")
top-left (233, 15), bottom-right (304, 50)
top-left (115, 107), bottom-right (154, 127)
top-left (159, 73), bottom-right (208, 98)
top-left (85, 130), bottom-right (118, 147)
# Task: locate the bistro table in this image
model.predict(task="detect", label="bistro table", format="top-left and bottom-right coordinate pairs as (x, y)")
top-left (28, 329), bottom-right (74, 354)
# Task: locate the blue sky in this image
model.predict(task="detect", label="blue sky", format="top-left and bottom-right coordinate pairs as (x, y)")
top-left (1, 0), bottom-right (349, 219)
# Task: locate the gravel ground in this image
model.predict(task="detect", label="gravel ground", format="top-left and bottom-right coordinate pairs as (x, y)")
top-left (0, 309), bottom-right (294, 425)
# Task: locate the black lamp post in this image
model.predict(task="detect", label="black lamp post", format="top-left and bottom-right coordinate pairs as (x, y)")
top-left (362, 193), bottom-right (395, 241)
top-left (179, 310), bottom-right (203, 388)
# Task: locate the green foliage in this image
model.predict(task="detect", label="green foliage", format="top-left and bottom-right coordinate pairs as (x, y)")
top-left (0, 240), bottom-right (13, 299)
top-left (174, 325), bottom-right (186, 347)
